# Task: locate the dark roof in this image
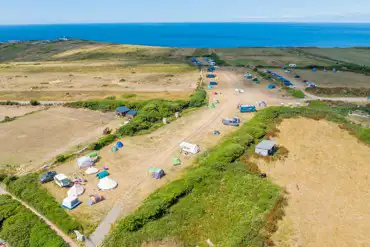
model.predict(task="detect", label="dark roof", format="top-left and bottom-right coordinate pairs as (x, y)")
top-left (126, 110), bottom-right (137, 116)
top-left (116, 106), bottom-right (130, 113)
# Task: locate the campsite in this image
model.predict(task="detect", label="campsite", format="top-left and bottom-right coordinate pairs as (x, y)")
top-left (0, 40), bottom-right (369, 247)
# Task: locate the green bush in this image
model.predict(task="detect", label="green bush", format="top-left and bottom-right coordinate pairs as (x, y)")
top-left (89, 134), bottom-right (117, 150)
top-left (121, 93), bottom-right (137, 99)
top-left (0, 195), bottom-right (66, 247)
top-left (6, 174), bottom-right (83, 235)
top-left (30, 100), bottom-right (41, 106)
top-left (0, 173), bottom-right (8, 182)
top-left (55, 154), bottom-right (67, 163)
top-left (189, 88), bottom-right (207, 107)
top-left (0, 101), bottom-right (20, 105)
top-left (105, 96), bottom-right (116, 100)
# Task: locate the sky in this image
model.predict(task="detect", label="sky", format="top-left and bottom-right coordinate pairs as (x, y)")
top-left (1, 0), bottom-right (370, 25)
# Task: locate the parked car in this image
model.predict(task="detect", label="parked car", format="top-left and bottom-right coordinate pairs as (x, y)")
top-left (54, 174), bottom-right (72, 187)
top-left (222, 117), bottom-right (240, 127)
top-left (40, 171), bottom-right (57, 184)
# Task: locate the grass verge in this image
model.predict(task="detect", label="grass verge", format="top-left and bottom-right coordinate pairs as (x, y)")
top-left (3, 174), bottom-right (83, 236)
top-left (305, 87), bottom-right (370, 97)
top-left (0, 195), bottom-right (66, 247)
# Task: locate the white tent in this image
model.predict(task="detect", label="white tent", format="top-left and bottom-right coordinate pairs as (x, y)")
top-left (62, 196), bottom-right (81, 210)
top-left (85, 167), bottom-right (99, 175)
top-left (179, 142), bottom-right (200, 154)
top-left (67, 184), bottom-right (85, 197)
top-left (98, 177), bottom-right (118, 190)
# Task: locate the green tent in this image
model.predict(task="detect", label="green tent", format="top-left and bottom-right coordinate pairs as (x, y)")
top-left (209, 103), bottom-right (216, 109)
top-left (87, 152), bottom-right (98, 157)
top-left (111, 146), bottom-right (118, 152)
top-left (172, 157), bottom-right (181, 166)
top-left (213, 99), bottom-right (219, 104)
top-left (148, 168), bottom-right (162, 173)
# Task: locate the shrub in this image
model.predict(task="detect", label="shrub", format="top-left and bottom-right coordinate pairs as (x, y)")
top-left (105, 96), bottom-right (116, 100)
top-left (0, 195), bottom-right (66, 247)
top-left (0, 173), bottom-right (8, 182)
top-left (0, 101), bottom-right (20, 105)
top-left (56, 154), bottom-right (67, 163)
top-left (121, 93), bottom-right (137, 99)
top-left (89, 134), bottom-right (117, 150)
top-left (30, 100), bottom-right (41, 106)
top-left (189, 88), bottom-right (207, 107)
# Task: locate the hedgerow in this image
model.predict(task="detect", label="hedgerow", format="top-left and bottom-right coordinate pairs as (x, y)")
top-left (6, 174), bottom-right (83, 235)
top-left (0, 195), bottom-right (66, 247)
top-left (67, 89), bottom-right (206, 150)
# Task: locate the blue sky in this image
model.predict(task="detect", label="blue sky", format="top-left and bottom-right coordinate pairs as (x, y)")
top-left (1, 0), bottom-right (370, 24)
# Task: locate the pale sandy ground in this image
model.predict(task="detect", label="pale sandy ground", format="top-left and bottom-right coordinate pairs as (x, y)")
top-left (0, 105), bottom-right (45, 121)
top-left (258, 118), bottom-right (370, 247)
top-left (0, 107), bottom-right (120, 171)
top-left (43, 69), bottom-right (304, 245)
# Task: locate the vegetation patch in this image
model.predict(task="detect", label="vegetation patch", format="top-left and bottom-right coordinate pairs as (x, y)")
top-left (65, 88), bottom-right (207, 150)
top-left (0, 195), bottom-right (66, 247)
top-left (4, 174), bottom-right (83, 235)
top-left (0, 116), bottom-right (16, 123)
top-left (306, 87), bottom-right (370, 97)
top-left (286, 88), bottom-right (305, 98)
top-left (121, 93), bottom-right (137, 99)
top-left (0, 101), bottom-right (20, 105)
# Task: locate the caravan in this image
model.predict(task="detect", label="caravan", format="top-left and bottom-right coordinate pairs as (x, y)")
top-left (179, 142), bottom-right (200, 154)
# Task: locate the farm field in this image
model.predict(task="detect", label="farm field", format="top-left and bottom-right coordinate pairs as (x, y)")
top-left (258, 118), bottom-right (370, 247)
top-left (214, 48), bottom-right (333, 67)
top-left (0, 105), bottom-right (45, 121)
top-left (300, 48), bottom-right (370, 66)
top-left (292, 69), bottom-right (370, 88)
top-left (0, 107), bottom-right (119, 172)
top-left (0, 90), bottom-right (192, 101)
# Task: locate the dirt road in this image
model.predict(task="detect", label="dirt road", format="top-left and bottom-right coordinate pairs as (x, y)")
top-left (0, 186), bottom-right (77, 247)
top-left (84, 69), bottom-right (299, 246)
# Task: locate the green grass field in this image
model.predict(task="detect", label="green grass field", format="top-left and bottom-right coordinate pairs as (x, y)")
top-left (214, 48), bottom-right (333, 67)
top-left (300, 48), bottom-right (370, 66)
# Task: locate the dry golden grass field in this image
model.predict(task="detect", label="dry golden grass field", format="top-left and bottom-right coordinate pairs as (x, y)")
top-left (258, 118), bottom-right (370, 247)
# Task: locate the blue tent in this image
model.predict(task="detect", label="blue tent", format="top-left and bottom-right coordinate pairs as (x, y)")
top-left (126, 110), bottom-right (137, 117)
top-left (209, 81), bottom-right (218, 85)
top-left (116, 141), bottom-right (123, 148)
top-left (208, 85), bottom-right (213, 89)
top-left (96, 170), bottom-right (109, 179)
top-left (206, 74), bottom-right (216, 78)
top-left (267, 84), bottom-right (276, 89)
top-left (116, 106), bottom-right (130, 115)
top-left (312, 68), bottom-right (317, 72)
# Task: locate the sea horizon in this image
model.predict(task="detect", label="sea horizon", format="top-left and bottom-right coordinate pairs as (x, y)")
top-left (1, 22), bottom-right (370, 48)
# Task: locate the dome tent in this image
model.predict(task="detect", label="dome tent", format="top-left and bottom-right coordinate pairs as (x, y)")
top-left (67, 184), bottom-right (85, 197)
top-left (62, 196), bottom-right (81, 210)
top-left (85, 167), bottom-right (99, 175)
top-left (116, 141), bottom-right (123, 148)
top-left (98, 177), bottom-right (118, 190)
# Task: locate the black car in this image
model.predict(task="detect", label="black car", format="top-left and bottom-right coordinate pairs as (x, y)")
top-left (40, 171), bottom-right (57, 184)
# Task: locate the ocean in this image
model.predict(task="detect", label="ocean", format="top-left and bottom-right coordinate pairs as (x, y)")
top-left (1, 23), bottom-right (370, 48)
